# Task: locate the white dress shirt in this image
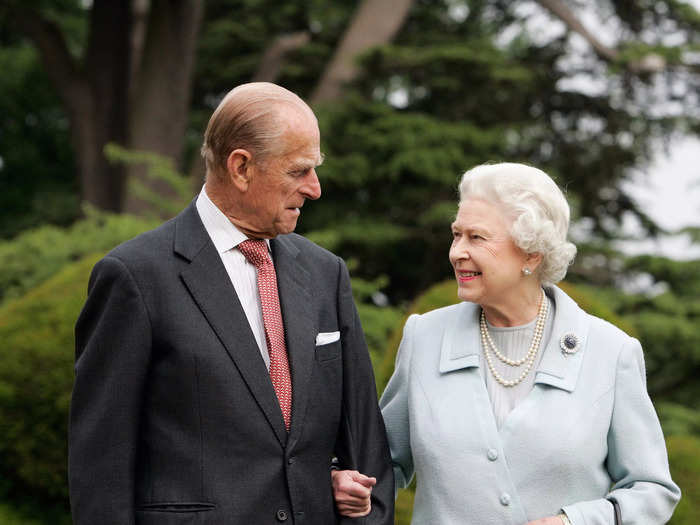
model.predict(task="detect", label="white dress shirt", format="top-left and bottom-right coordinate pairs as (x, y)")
top-left (195, 186), bottom-right (271, 368)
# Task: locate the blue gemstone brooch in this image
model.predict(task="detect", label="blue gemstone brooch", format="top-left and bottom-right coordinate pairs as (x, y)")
top-left (559, 332), bottom-right (580, 355)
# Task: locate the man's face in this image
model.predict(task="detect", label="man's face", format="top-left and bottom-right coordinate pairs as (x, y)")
top-left (244, 112), bottom-right (323, 238)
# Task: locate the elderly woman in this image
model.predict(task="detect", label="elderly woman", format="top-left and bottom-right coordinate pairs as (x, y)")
top-left (333, 162), bottom-right (680, 524)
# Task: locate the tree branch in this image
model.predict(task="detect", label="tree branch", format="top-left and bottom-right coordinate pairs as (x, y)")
top-left (310, 0), bottom-right (414, 104)
top-left (252, 31), bottom-right (311, 83)
top-left (535, 0), bottom-right (667, 74)
top-left (14, 8), bottom-right (88, 108)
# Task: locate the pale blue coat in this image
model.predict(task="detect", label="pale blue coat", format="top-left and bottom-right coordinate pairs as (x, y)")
top-left (380, 285), bottom-right (680, 524)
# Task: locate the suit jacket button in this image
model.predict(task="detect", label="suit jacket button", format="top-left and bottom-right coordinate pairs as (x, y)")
top-left (276, 509), bottom-right (288, 521)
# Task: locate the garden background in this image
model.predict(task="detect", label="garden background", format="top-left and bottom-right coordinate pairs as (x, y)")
top-left (0, 1), bottom-right (699, 523)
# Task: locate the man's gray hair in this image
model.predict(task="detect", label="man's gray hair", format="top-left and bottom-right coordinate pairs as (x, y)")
top-left (201, 82), bottom-right (314, 178)
top-left (458, 162), bottom-right (577, 285)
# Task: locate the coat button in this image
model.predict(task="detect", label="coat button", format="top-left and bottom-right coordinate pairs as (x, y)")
top-left (287, 457), bottom-right (294, 465)
top-left (276, 509), bottom-right (288, 521)
top-left (500, 493), bottom-right (511, 506)
top-left (487, 448), bottom-right (498, 461)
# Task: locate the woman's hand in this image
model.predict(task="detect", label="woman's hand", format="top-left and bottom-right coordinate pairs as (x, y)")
top-left (525, 517), bottom-right (566, 525)
top-left (331, 469), bottom-right (377, 517)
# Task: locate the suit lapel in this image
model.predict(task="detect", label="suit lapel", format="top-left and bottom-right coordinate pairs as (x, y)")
top-left (271, 236), bottom-right (315, 445)
top-left (175, 202), bottom-right (288, 447)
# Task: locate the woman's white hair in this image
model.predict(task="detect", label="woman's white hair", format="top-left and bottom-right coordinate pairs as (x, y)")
top-left (458, 162), bottom-right (577, 285)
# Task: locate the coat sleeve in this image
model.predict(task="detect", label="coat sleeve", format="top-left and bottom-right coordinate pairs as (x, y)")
top-left (562, 338), bottom-right (681, 525)
top-left (69, 255), bottom-right (152, 525)
top-left (333, 258), bottom-right (395, 525)
top-left (379, 314), bottom-right (418, 494)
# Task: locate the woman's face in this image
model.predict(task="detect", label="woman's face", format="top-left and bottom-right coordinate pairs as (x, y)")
top-left (449, 198), bottom-right (530, 309)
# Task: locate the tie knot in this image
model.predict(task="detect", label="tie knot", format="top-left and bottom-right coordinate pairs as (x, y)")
top-left (238, 239), bottom-right (270, 268)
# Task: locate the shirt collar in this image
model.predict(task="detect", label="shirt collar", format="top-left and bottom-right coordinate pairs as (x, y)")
top-left (195, 185), bottom-right (271, 255)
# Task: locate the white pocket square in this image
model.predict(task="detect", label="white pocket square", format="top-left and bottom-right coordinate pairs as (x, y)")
top-left (315, 331), bottom-right (340, 346)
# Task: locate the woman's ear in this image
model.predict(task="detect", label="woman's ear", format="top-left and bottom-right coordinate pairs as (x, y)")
top-left (525, 252), bottom-right (543, 271)
top-left (226, 148), bottom-right (253, 191)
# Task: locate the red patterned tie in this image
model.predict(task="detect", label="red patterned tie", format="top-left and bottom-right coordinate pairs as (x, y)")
top-left (238, 239), bottom-right (292, 431)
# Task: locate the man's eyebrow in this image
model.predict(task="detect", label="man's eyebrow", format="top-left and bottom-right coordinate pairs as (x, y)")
top-left (317, 152), bottom-right (325, 166)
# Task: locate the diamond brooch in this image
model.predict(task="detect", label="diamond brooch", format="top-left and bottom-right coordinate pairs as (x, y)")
top-left (559, 332), bottom-right (580, 355)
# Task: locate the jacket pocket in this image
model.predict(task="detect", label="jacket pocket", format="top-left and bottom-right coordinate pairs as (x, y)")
top-left (137, 502), bottom-right (215, 513)
top-left (315, 340), bottom-right (341, 362)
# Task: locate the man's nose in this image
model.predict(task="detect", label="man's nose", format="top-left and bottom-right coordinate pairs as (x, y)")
top-left (301, 169), bottom-right (321, 200)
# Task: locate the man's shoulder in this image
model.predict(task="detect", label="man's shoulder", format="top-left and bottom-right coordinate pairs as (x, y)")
top-left (106, 216), bottom-right (177, 264)
top-left (276, 232), bottom-right (339, 263)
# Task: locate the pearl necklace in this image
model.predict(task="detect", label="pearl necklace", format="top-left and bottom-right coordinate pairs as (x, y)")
top-left (480, 289), bottom-right (548, 387)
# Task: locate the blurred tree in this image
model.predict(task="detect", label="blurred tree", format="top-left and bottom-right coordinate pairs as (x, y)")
top-left (293, 0), bottom-right (700, 300)
top-left (1, 0), bottom-right (699, 295)
top-left (0, 34), bottom-right (79, 237)
top-left (1, 0), bottom-right (203, 214)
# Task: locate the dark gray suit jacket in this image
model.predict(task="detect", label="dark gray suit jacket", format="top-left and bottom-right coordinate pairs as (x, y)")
top-left (69, 201), bottom-right (394, 524)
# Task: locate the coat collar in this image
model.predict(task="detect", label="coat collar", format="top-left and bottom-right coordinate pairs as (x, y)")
top-left (438, 285), bottom-right (590, 393)
top-left (533, 285), bottom-right (590, 392)
top-left (439, 302), bottom-right (481, 373)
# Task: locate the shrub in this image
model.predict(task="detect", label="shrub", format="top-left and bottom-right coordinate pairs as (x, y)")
top-left (0, 212), bottom-right (157, 305)
top-left (667, 435), bottom-right (700, 525)
top-left (0, 254), bottom-right (101, 509)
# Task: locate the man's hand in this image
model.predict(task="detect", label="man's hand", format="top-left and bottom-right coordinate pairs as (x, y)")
top-left (332, 469), bottom-right (377, 518)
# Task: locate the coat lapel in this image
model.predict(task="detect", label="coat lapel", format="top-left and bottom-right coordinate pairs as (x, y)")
top-left (439, 302), bottom-right (481, 373)
top-left (174, 202), bottom-right (288, 447)
top-left (534, 285), bottom-right (590, 392)
top-left (271, 236), bottom-right (315, 445)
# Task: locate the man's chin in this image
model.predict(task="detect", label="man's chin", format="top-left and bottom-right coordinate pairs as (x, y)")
top-left (275, 220), bottom-right (299, 236)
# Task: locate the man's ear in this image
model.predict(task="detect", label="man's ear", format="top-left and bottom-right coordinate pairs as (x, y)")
top-left (226, 149), bottom-right (253, 191)
top-left (525, 251), bottom-right (543, 271)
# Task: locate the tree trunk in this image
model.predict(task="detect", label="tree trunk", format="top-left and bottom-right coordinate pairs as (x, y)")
top-left (14, 0), bottom-right (132, 211)
top-left (124, 0), bottom-right (204, 214)
top-left (310, 0), bottom-right (414, 104)
top-left (82, 0), bottom-right (133, 211)
top-left (252, 31), bottom-right (311, 83)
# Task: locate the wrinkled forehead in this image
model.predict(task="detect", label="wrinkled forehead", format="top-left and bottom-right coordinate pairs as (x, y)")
top-left (453, 198), bottom-right (512, 229)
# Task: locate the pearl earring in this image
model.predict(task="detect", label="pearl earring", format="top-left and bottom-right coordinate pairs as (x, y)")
top-left (522, 267), bottom-right (532, 276)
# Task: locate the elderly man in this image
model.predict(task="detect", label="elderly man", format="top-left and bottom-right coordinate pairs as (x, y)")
top-left (69, 83), bottom-right (394, 524)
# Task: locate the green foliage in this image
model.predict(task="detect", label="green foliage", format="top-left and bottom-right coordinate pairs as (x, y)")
top-left (394, 482), bottom-right (415, 525)
top-left (104, 143), bottom-right (193, 218)
top-left (658, 403), bottom-right (700, 438)
top-left (0, 254), bottom-right (100, 512)
top-left (667, 435), bottom-right (700, 525)
top-left (376, 280), bottom-right (459, 394)
top-left (624, 256), bottom-right (700, 298)
top-left (0, 38), bottom-right (79, 238)
top-left (0, 210), bottom-right (157, 305)
top-left (0, 503), bottom-right (44, 525)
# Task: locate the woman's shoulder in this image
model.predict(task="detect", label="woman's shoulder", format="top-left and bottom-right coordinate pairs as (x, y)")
top-left (410, 301), bottom-right (478, 329)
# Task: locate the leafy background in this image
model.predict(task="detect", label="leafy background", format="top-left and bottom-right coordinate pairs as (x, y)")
top-left (1, 0), bottom-right (699, 523)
